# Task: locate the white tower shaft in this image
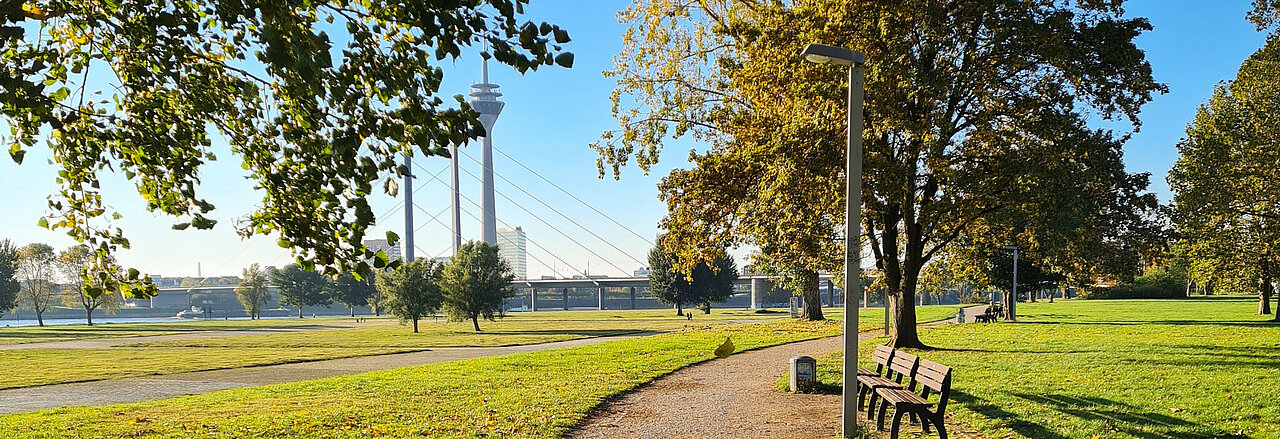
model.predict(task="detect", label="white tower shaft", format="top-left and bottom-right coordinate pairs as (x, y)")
top-left (469, 55), bottom-right (504, 245)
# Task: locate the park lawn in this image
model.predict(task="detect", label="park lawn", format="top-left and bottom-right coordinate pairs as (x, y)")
top-left (130, 308), bottom-right (787, 349)
top-left (131, 306), bottom-right (956, 349)
top-left (0, 319), bottom-right (843, 438)
top-left (0, 317), bottom-right (390, 345)
top-left (0, 347), bottom-right (411, 390)
top-left (821, 297), bottom-right (1279, 439)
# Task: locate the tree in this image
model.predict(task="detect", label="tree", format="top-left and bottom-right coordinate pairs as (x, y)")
top-left (0, 239), bottom-right (19, 317)
top-left (331, 272), bottom-right (376, 317)
top-left (596, 1), bottom-right (1162, 346)
top-left (57, 245), bottom-right (119, 325)
top-left (2, 1), bottom-right (573, 297)
top-left (648, 240), bottom-right (737, 316)
top-left (235, 264), bottom-right (271, 319)
top-left (367, 279), bottom-right (385, 316)
top-left (16, 243), bottom-right (58, 326)
top-left (1170, 31), bottom-right (1280, 318)
top-left (375, 259), bottom-right (444, 333)
top-left (441, 241), bottom-right (515, 332)
top-left (270, 263), bottom-right (331, 318)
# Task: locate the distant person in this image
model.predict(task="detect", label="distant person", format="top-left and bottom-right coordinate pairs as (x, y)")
top-left (686, 312), bottom-right (692, 321)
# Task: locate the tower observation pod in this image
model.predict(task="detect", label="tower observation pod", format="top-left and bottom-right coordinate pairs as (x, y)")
top-left (469, 55), bottom-right (504, 245)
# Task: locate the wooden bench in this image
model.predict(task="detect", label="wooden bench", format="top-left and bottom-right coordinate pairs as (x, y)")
top-left (873, 358), bottom-right (953, 439)
top-left (973, 304), bottom-right (1001, 323)
top-left (860, 350), bottom-right (918, 417)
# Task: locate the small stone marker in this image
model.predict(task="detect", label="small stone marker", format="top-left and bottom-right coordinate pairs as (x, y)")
top-left (789, 355), bottom-right (817, 392)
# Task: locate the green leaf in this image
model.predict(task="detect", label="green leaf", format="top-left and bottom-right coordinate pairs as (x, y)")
top-left (385, 230), bottom-right (399, 244)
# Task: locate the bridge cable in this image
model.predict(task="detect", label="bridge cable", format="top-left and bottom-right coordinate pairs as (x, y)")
top-left (457, 149), bottom-right (649, 268)
top-left (410, 165), bottom-right (588, 279)
top-left (416, 160), bottom-right (631, 276)
top-left (491, 145), bottom-right (654, 246)
top-left (409, 189), bottom-right (573, 279)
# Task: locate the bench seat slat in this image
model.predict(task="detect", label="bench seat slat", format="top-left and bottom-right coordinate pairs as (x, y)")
top-left (878, 387), bottom-right (932, 406)
top-left (857, 376), bottom-right (902, 389)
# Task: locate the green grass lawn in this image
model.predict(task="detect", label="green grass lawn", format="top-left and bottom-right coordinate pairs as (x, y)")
top-left (0, 347), bottom-right (410, 390)
top-left (0, 317), bottom-right (387, 345)
top-left (3, 306), bottom-right (957, 392)
top-left (0, 319), bottom-right (843, 438)
top-left (819, 297), bottom-right (1279, 439)
top-left (129, 308), bottom-right (783, 349)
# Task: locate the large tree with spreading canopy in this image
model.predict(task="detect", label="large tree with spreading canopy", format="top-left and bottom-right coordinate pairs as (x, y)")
top-left (596, 0), bottom-right (1163, 346)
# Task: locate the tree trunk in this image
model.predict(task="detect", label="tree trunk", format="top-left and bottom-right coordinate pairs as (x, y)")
top-left (888, 292), bottom-right (923, 348)
top-left (799, 270), bottom-right (824, 321)
top-left (1259, 276), bottom-right (1273, 315)
top-left (349, 306), bottom-right (355, 317)
top-left (412, 318), bottom-right (419, 333)
top-left (298, 307), bottom-right (303, 318)
top-left (675, 303), bottom-right (683, 316)
top-left (472, 315), bottom-right (481, 332)
top-left (35, 310), bottom-right (44, 327)
top-left (86, 308), bottom-right (93, 326)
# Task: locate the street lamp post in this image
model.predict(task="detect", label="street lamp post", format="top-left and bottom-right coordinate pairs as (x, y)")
top-left (802, 43), bottom-right (865, 437)
top-left (1003, 245), bottom-right (1018, 321)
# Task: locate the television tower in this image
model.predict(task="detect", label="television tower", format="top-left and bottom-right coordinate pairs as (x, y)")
top-left (469, 54), bottom-right (504, 245)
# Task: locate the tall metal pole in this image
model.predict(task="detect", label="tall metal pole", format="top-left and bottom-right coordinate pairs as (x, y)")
top-left (450, 143), bottom-right (462, 255)
top-left (1010, 247), bottom-right (1018, 321)
top-left (842, 60), bottom-right (865, 438)
top-left (403, 152), bottom-right (414, 262)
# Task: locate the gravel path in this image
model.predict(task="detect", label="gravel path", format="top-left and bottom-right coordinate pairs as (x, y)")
top-left (571, 318), bottom-right (990, 439)
top-left (0, 332), bottom-right (652, 415)
top-left (0, 321), bottom-right (392, 350)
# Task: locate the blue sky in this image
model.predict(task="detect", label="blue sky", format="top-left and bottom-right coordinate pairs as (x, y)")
top-left (0, 1), bottom-right (1271, 279)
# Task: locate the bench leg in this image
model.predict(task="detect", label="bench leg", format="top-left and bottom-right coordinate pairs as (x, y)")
top-left (921, 414), bottom-right (931, 434)
top-left (876, 400), bottom-right (890, 431)
top-left (889, 408), bottom-right (906, 439)
top-left (933, 414), bottom-right (948, 439)
top-left (857, 385), bottom-right (867, 410)
top-left (866, 391), bottom-right (880, 420)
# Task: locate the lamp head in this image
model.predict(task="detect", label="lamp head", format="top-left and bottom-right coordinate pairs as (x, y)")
top-left (801, 43), bottom-right (864, 66)
top-left (1002, 245), bottom-right (1018, 251)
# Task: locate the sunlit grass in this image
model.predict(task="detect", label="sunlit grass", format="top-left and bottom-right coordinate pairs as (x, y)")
top-left (0, 319), bottom-right (843, 438)
top-left (810, 297), bottom-right (1278, 439)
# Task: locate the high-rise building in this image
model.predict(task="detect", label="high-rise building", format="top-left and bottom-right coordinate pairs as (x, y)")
top-left (496, 227), bottom-right (527, 279)
top-left (363, 238), bottom-right (402, 262)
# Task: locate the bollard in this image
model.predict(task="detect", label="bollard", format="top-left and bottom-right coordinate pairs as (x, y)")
top-left (789, 356), bottom-right (817, 392)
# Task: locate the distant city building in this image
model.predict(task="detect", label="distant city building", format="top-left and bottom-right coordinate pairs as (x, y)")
top-left (432, 256), bottom-right (452, 266)
top-left (633, 267), bottom-right (651, 277)
top-left (540, 275), bottom-right (556, 280)
top-left (496, 227), bottom-right (527, 279)
top-left (363, 238), bottom-right (402, 261)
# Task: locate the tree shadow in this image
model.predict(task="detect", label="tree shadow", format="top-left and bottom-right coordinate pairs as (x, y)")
top-left (1006, 392), bottom-right (1247, 439)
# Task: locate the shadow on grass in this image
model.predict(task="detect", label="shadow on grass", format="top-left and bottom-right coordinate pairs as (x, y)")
top-left (1004, 392), bottom-right (1246, 439)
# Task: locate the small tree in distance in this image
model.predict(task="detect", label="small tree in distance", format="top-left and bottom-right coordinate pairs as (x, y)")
top-left (376, 259), bottom-right (444, 333)
top-left (0, 239), bottom-right (21, 317)
top-left (332, 273), bottom-right (376, 317)
top-left (648, 238), bottom-right (737, 316)
top-left (58, 245), bottom-right (120, 325)
top-left (235, 264), bottom-right (271, 319)
top-left (16, 243), bottom-right (58, 326)
top-left (271, 264), bottom-right (332, 318)
top-left (442, 241), bottom-right (516, 332)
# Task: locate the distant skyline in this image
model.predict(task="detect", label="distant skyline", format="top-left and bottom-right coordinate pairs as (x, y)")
top-left (0, 1), bottom-right (1271, 278)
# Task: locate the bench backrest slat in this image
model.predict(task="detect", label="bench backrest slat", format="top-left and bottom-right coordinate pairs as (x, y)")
top-left (871, 345), bottom-right (894, 375)
top-left (888, 351), bottom-right (919, 387)
top-left (915, 358), bottom-right (953, 414)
